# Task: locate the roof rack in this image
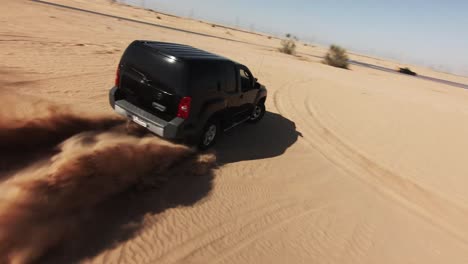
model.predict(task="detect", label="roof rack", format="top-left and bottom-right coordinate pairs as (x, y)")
top-left (140, 40), bottom-right (230, 61)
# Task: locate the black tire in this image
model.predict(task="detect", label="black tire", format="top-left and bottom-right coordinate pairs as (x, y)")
top-left (247, 102), bottom-right (265, 123)
top-left (198, 119), bottom-right (220, 150)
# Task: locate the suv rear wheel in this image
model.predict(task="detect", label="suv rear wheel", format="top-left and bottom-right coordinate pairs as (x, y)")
top-left (199, 119), bottom-right (219, 149)
top-left (248, 102), bottom-right (265, 123)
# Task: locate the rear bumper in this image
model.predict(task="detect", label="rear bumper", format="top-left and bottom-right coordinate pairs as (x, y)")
top-left (109, 87), bottom-right (184, 139)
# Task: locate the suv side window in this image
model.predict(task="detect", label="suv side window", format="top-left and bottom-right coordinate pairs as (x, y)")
top-left (190, 62), bottom-right (220, 92)
top-left (223, 64), bottom-right (237, 93)
top-left (240, 68), bottom-right (253, 92)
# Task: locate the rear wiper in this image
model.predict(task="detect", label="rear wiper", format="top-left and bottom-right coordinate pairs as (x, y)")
top-left (131, 67), bottom-right (152, 84)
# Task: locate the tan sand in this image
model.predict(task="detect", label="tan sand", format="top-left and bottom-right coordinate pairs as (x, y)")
top-left (2, 0), bottom-right (468, 263)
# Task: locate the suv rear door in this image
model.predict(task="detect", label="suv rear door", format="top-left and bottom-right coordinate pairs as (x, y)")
top-left (118, 42), bottom-right (187, 121)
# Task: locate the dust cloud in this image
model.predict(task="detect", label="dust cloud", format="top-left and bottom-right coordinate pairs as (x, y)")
top-left (0, 97), bottom-right (215, 264)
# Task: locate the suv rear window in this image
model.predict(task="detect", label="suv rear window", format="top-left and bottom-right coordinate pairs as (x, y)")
top-left (121, 43), bottom-right (187, 94)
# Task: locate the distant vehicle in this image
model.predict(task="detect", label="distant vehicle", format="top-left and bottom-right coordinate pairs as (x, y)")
top-left (109, 40), bottom-right (267, 149)
top-left (398, 67), bottom-right (417, 76)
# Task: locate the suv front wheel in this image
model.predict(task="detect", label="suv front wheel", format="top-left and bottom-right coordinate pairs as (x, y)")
top-left (198, 119), bottom-right (219, 149)
top-left (248, 102), bottom-right (265, 123)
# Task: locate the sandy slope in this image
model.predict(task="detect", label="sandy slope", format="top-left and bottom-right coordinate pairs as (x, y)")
top-left (2, 0), bottom-right (468, 263)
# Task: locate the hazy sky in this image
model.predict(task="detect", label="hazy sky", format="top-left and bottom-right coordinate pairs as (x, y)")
top-left (123, 0), bottom-right (468, 76)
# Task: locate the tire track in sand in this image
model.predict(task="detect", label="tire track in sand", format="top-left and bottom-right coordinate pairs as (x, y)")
top-left (184, 203), bottom-right (332, 264)
top-left (143, 199), bottom-right (331, 264)
top-left (273, 82), bottom-right (468, 245)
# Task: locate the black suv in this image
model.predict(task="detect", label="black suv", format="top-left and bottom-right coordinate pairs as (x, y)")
top-left (109, 41), bottom-right (267, 148)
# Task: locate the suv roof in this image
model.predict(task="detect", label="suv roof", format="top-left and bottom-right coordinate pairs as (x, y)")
top-left (138, 40), bottom-right (232, 62)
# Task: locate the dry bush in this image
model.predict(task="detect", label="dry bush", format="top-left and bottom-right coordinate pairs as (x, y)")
top-left (279, 39), bottom-right (296, 55)
top-left (323, 45), bottom-right (349, 69)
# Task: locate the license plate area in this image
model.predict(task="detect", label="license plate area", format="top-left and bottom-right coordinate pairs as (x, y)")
top-left (132, 115), bottom-right (148, 128)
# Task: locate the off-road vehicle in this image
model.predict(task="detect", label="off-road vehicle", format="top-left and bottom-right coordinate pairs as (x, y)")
top-left (109, 41), bottom-right (267, 148)
top-left (398, 67), bottom-right (417, 76)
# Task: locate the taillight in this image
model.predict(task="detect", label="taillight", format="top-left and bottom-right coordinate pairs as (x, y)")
top-left (177, 97), bottom-right (192, 119)
top-left (115, 66), bottom-right (120, 87)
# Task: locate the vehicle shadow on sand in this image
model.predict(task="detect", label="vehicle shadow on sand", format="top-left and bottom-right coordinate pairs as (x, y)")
top-left (215, 111), bottom-right (302, 164)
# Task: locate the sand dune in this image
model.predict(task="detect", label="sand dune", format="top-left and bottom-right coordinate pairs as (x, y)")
top-left (2, 0), bottom-right (468, 263)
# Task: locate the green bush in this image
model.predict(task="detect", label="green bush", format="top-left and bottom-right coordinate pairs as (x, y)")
top-left (323, 45), bottom-right (349, 69)
top-left (279, 39), bottom-right (296, 55)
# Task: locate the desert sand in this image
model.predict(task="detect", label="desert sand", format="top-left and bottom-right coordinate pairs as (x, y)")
top-left (2, 0), bottom-right (468, 263)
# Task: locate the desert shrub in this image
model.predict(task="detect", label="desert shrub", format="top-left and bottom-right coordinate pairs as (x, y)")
top-left (323, 45), bottom-right (349, 69)
top-left (279, 33), bottom-right (301, 55)
top-left (279, 39), bottom-right (296, 55)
